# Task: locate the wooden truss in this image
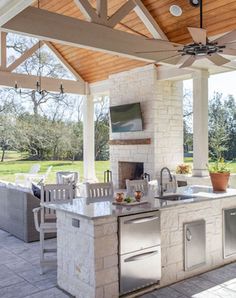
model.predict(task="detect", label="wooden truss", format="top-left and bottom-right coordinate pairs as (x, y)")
top-left (1, 1), bottom-right (170, 63)
top-left (0, 31), bottom-right (85, 94)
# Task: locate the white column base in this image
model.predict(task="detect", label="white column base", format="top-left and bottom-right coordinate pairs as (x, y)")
top-left (192, 168), bottom-right (209, 177)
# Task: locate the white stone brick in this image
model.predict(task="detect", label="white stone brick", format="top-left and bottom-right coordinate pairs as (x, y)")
top-left (94, 234), bottom-right (118, 258)
top-left (104, 282), bottom-right (119, 298)
top-left (95, 287), bottom-right (104, 298)
top-left (96, 267), bottom-right (119, 287)
top-left (166, 244), bottom-right (183, 265)
top-left (103, 255), bottom-right (118, 269)
top-left (95, 258), bottom-right (103, 271)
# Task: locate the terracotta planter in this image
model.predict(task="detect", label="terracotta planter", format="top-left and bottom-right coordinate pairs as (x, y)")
top-left (209, 172), bottom-right (230, 192)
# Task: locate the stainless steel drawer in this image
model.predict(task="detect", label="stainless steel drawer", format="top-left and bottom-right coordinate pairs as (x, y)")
top-left (120, 246), bottom-right (161, 295)
top-left (119, 211), bottom-right (160, 254)
top-left (223, 208), bottom-right (236, 258)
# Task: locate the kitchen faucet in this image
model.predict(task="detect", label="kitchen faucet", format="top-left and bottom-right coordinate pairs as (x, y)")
top-left (159, 167), bottom-right (173, 197)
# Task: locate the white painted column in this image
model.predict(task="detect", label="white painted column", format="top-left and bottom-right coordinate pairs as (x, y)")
top-left (192, 69), bottom-right (209, 177)
top-left (83, 91), bottom-right (97, 182)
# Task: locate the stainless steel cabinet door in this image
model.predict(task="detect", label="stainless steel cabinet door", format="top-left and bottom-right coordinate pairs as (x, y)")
top-left (184, 220), bottom-right (206, 271)
top-left (120, 246), bottom-right (161, 295)
top-left (224, 208), bottom-right (236, 258)
top-left (119, 211), bottom-right (160, 254)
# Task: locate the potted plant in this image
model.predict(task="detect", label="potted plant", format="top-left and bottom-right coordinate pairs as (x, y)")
top-left (175, 164), bottom-right (192, 187)
top-left (176, 164), bottom-right (192, 175)
top-left (207, 159), bottom-right (230, 192)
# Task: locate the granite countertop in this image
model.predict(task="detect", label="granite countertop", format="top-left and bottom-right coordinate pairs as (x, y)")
top-left (42, 185), bottom-right (236, 220)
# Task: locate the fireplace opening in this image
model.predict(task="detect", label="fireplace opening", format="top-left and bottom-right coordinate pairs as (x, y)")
top-left (118, 162), bottom-right (144, 189)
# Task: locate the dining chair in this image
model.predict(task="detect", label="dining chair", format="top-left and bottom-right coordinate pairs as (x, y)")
top-left (126, 179), bottom-right (149, 196)
top-left (38, 166), bottom-right (53, 184)
top-left (33, 183), bottom-right (73, 274)
top-left (56, 171), bottom-right (79, 197)
top-left (85, 182), bottom-right (114, 200)
top-left (15, 164), bottom-right (41, 186)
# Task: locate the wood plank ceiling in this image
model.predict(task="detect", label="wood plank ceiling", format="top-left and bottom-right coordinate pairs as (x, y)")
top-left (34, 0), bottom-right (236, 83)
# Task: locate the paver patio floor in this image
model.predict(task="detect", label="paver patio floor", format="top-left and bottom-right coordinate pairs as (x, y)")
top-left (1, 228), bottom-right (236, 298)
top-left (142, 261), bottom-right (236, 298)
top-left (0, 229), bottom-right (71, 298)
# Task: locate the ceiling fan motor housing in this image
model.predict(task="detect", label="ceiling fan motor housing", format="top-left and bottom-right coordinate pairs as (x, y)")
top-left (179, 42), bottom-right (225, 56)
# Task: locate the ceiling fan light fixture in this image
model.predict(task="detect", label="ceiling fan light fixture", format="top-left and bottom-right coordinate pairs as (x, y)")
top-left (189, 0), bottom-right (200, 7)
top-left (169, 5), bottom-right (182, 17)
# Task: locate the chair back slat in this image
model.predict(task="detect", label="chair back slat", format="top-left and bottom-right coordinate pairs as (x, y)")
top-left (126, 179), bottom-right (149, 196)
top-left (29, 164), bottom-right (40, 174)
top-left (85, 182), bottom-right (113, 200)
top-left (41, 184), bottom-right (73, 221)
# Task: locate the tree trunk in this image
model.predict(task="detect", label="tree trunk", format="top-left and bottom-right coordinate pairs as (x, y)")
top-left (1, 148), bottom-right (5, 162)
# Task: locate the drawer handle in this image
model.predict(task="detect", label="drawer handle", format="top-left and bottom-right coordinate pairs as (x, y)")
top-left (124, 216), bottom-right (159, 224)
top-left (186, 228), bottom-right (192, 241)
top-left (124, 251), bottom-right (158, 262)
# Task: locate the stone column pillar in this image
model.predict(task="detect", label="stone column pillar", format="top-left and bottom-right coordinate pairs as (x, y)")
top-left (83, 87), bottom-right (96, 182)
top-left (192, 69), bottom-right (209, 177)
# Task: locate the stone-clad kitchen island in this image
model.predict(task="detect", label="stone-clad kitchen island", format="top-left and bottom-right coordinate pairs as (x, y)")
top-left (44, 186), bottom-right (236, 298)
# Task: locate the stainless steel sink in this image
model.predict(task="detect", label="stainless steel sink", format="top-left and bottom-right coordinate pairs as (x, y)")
top-left (155, 194), bottom-right (196, 201)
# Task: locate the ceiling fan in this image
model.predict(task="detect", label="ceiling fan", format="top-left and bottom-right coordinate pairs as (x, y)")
top-left (137, 0), bottom-right (236, 68)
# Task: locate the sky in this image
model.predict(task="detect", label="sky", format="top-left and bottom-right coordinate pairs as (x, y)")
top-left (184, 71), bottom-right (236, 99)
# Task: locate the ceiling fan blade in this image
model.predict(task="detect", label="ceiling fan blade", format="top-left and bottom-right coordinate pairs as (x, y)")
top-left (207, 53), bottom-right (230, 66)
top-left (222, 61), bottom-right (236, 69)
top-left (146, 38), bottom-right (182, 47)
top-left (212, 30), bottom-right (236, 45)
top-left (135, 46), bottom-right (183, 54)
top-left (159, 54), bottom-right (183, 64)
top-left (224, 41), bottom-right (236, 49)
top-left (188, 27), bottom-right (207, 44)
top-left (164, 55), bottom-right (191, 65)
top-left (222, 48), bottom-right (236, 56)
top-left (179, 56), bottom-right (196, 68)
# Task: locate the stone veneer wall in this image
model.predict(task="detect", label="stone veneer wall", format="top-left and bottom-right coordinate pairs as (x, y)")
top-left (109, 64), bottom-right (183, 188)
top-left (57, 210), bottom-right (118, 298)
top-left (56, 196), bottom-right (236, 298)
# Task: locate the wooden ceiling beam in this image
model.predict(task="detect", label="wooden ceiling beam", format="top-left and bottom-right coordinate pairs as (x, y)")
top-left (133, 0), bottom-right (168, 40)
top-left (44, 41), bottom-right (85, 82)
top-left (6, 41), bottom-right (42, 72)
top-left (0, 0), bottom-right (34, 27)
top-left (2, 7), bottom-right (175, 63)
top-left (0, 32), bottom-right (7, 69)
top-left (73, 0), bottom-right (100, 23)
top-left (96, 0), bottom-right (107, 23)
top-left (107, 0), bottom-right (136, 28)
top-left (0, 70), bottom-right (85, 94)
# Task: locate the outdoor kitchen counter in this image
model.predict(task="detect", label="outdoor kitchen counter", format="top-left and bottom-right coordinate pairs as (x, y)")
top-left (44, 187), bottom-right (236, 298)
top-left (43, 186), bottom-right (236, 219)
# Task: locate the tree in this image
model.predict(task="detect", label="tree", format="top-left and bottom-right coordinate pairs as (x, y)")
top-left (183, 87), bottom-right (193, 152)
top-left (94, 97), bottom-right (110, 161)
top-left (208, 92), bottom-right (229, 160)
top-left (0, 114), bottom-right (18, 162)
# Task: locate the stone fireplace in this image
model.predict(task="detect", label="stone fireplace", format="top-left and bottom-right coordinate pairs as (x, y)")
top-left (109, 65), bottom-right (184, 189)
top-left (118, 161), bottom-right (144, 189)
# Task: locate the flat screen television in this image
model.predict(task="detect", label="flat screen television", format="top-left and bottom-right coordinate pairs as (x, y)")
top-left (109, 102), bottom-right (143, 133)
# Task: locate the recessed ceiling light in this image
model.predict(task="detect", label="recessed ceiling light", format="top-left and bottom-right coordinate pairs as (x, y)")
top-left (189, 0), bottom-right (200, 7)
top-left (169, 5), bottom-right (183, 17)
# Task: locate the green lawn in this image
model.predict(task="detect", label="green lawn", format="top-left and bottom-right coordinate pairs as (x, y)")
top-left (184, 157), bottom-right (236, 173)
top-left (0, 153), bottom-right (110, 183)
top-left (0, 151), bottom-right (235, 184)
